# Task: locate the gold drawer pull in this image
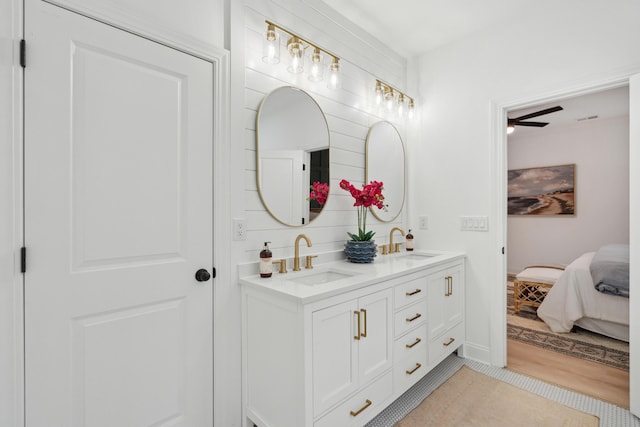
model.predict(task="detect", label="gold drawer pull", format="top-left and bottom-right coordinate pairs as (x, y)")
top-left (349, 399), bottom-right (372, 417)
top-left (443, 337), bottom-right (455, 347)
top-left (444, 276), bottom-right (452, 296)
top-left (406, 313), bottom-right (422, 322)
top-left (354, 311), bottom-right (361, 340)
top-left (405, 288), bottom-right (421, 296)
top-left (406, 363), bottom-right (422, 375)
top-left (405, 337), bottom-right (421, 349)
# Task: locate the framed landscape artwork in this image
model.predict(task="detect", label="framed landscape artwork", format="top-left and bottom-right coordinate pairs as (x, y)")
top-left (508, 164), bottom-right (575, 215)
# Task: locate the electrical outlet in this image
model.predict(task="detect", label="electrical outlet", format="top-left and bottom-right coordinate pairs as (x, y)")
top-left (419, 216), bottom-right (428, 230)
top-left (233, 218), bottom-right (247, 241)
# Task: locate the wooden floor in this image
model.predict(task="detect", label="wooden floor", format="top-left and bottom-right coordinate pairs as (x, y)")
top-left (507, 339), bottom-right (629, 408)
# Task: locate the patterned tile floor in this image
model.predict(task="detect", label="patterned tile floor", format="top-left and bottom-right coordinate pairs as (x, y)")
top-left (367, 354), bottom-right (640, 427)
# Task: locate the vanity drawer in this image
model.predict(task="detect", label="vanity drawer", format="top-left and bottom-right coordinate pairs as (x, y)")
top-left (393, 323), bottom-right (427, 363)
top-left (394, 300), bottom-right (427, 338)
top-left (428, 322), bottom-right (465, 366)
top-left (314, 371), bottom-right (392, 427)
top-left (393, 276), bottom-right (427, 309)
top-left (393, 346), bottom-right (428, 393)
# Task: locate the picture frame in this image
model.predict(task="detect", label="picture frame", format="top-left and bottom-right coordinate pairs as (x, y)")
top-left (508, 164), bottom-right (575, 215)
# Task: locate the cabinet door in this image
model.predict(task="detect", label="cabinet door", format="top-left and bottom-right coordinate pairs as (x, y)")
top-left (444, 267), bottom-right (464, 327)
top-left (427, 265), bottom-right (464, 339)
top-left (357, 289), bottom-right (393, 386)
top-left (312, 300), bottom-right (359, 416)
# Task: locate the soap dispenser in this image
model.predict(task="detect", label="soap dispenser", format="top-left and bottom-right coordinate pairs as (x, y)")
top-left (260, 242), bottom-right (273, 278)
top-left (406, 229), bottom-right (414, 251)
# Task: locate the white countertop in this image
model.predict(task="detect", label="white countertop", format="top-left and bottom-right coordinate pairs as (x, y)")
top-left (239, 250), bottom-right (465, 303)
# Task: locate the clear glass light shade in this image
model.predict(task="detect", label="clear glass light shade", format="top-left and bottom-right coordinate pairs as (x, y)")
top-left (374, 81), bottom-right (383, 106)
top-left (287, 37), bottom-right (304, 74)
top-left (262, 25), bottom-right (280, 64)
top-left (407, 99), bottom-right (415, 119)
top-left (308, 48), bottom-right (324, 82)
top-left (397, 94), bottom-right (407, 118)
top-left (327, 58), bottom-right (340, 89)
top-left (384, 89), bottom-right (395, 112)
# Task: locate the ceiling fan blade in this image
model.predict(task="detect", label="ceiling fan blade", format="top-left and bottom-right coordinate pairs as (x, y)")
top-left (514, 121), bottom-right (549, 127)
top-left (511, 106), bottom-right (563, 122)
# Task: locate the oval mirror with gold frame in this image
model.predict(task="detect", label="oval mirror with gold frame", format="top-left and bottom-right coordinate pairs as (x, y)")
top-left (256, 87), bottom-right (330, 226)
top-left (365, 121), bottom-right (405, 222)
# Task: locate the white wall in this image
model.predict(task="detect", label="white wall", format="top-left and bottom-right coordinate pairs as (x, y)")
top-left (411, 0), bottom-right (640, 363)
top-left (507, 115), bottom-right (630, 274)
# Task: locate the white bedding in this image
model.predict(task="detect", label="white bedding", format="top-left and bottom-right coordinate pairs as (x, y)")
top-left (537, 252), bottom-right (630, 341)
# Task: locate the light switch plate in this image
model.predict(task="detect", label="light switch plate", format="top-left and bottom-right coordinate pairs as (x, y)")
top-left (460, 216), bottom-right (488, 232)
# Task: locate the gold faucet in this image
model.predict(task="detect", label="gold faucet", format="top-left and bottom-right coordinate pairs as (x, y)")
top-left (293, 234), bottom-right (312, 271)
top-left (388, 227), bottom-right (405, 253)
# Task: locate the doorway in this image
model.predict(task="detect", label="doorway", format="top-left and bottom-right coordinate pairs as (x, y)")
top-left (492, 75), bottom-right (640, 417)
top-left (504, 87), bottom-right (630, 406)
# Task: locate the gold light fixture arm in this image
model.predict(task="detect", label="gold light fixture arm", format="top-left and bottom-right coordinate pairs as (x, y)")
top-left (265, 20), bottom-right (340, 63)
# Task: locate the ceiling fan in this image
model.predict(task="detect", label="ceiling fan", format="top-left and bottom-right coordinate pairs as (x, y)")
top-left (507, 106), bottom-right (563, 134)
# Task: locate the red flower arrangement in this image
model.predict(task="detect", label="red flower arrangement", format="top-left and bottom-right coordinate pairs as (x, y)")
top-left (308, 182), bottom-right (329, 206)
top-left (340, 179), bottom-right (386, 241)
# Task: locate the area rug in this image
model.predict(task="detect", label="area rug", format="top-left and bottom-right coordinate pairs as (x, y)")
top-left (394, 365), bottom-right (599, 427)
top-left (506, 281), bottom-right (629, 371)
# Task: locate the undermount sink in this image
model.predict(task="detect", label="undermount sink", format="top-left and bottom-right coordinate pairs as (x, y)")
top-left (287, 268), bottom-right (358, 286)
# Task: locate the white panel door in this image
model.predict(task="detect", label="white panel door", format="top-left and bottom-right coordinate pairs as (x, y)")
top-left (259, 150), bottom-right (304, 225)
top-left (24, 1), bottom-right (213, 426)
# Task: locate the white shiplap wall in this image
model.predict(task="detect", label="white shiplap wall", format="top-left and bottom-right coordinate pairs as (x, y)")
top-left (240, 0), bottom-right (410, 263)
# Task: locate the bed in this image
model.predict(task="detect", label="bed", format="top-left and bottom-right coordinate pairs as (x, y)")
top-left (537, 245), bottom-right (630, 342)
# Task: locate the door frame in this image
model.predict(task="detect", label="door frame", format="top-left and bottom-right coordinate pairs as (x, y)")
top-left (4, 1), bottom-right (230, 425)
top-left (490, 72), bottom-right (639, 414)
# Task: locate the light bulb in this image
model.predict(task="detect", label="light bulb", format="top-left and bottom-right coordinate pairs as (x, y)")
top-left (308, 48), bottom-right (324, 82)
top-left (327, 57), bottom-right (340, 89)
top-left (262, 24), bottom-right (280, 64)
top-left (287, 37), bottom-right (304, 74)
top-left (507, 125), bottom-right (515, 134)
top-left (397, 94), bottom-right (406, 118)
top-left (374, 81), bottom-right (383, 106)
top-left (384, 88), bottom-right (395, 112)
top-left (407, 98), bottom-right (415, 120)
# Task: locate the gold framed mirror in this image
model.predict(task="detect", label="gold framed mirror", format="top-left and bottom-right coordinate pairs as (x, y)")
top-left (256, 87), bottom-right (330, 226)
top-left (365, 121), bottom-right (405, 222)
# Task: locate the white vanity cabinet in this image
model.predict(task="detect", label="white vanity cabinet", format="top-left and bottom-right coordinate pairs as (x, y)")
top-left (240, 252), bottom-right (465, 427)
top-left (427, 262), bottom-right (465, 366)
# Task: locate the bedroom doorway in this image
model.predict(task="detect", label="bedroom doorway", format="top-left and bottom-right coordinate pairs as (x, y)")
top-left (496, 79), bottom-right (638, 414)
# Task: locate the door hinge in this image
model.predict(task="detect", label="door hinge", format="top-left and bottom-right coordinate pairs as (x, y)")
top-left (301, 217), bottom-right (305, 225)
top-left (20, 39), bottom-right (26, 68)
top-left (302, 163), bottom-right (306, 171)
top-left (21, 247), bottom-right (26, 273)
top-left (501, 246), bottom-right (505, 255)
top-left (211, 267), bottom-right (216, 279)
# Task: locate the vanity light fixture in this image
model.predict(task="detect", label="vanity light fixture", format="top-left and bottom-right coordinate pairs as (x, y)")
top-left (263, 20), bottom-right (341, 88)
top-left (374, 79), bottom-right (415, 120)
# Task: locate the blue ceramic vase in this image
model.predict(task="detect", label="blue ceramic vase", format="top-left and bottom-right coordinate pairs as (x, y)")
top-left (344, 240), bottom-right (377, 263)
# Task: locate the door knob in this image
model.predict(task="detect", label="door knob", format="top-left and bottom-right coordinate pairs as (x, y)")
top-left (195, 269), bottom-right (211, 282)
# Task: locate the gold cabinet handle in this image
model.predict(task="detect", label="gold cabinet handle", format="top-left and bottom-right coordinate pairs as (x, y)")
top-left (444, 276), bottom-right (452, 296)
top-left (405, 337), bottom-right (421, 349)
top-left (449, 276), bottom-right (453, 296)
top-left (405, 288), bottom-right (421, 296)
top-left (406, 363), bottom-right (422, 375)
top-left (361, 308), bottom-right (367, 338)
top-left (443, 337), bottom-right (455, 347)
top-left (349, 399), bottom-right (372, 417)
top-left (406, 313), bottom-right (422, 322)
top-left (354, 311), bottom-right (361, 340)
